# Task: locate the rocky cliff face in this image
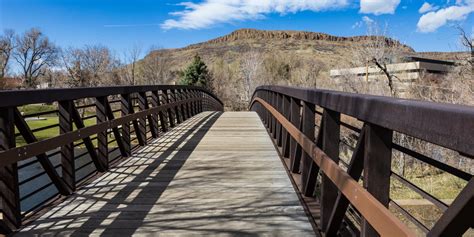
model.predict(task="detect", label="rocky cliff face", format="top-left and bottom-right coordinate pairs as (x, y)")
top-left (187, 28), bottom-right (413, 51)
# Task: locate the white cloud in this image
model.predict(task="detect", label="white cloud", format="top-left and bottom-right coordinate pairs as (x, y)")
top-left (360, 0), bottom-right (401, 15)
top-left (417, 1), bottom-right (474, 32)
top-left (161, 0), bottom-right (350, 30)
top-left (419, 2), bottom-right (439, 13)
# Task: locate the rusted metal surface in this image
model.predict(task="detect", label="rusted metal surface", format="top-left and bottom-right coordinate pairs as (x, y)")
top-left (253, 85), bottom-right (474, 157)
top-left (251, 85), bottom-right (474, 236)
top-left (252, 97), bottom-right (415, 237)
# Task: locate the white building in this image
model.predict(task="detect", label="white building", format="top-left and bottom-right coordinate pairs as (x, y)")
top-left (330, 57), bottom-right (455, 97)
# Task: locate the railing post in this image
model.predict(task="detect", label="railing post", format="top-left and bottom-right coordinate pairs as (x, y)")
top-left (194, 90), bottom-right (200, 114)
top-left (177, 89), bottom-right (185, 121)
top-left (121, 93), bottom-right (132, 156)
top-left (320, 109), bottom-right (340, 231)
top-left (58, 100), bottom-right (75, 192)
top-left (326, 127), bottom-right (366, 235)
top-left (198, 91), bottom-right (203, 113)
top-left (300, 102), bottom-right (316, 196)
top-left (282, 95), bottom-right (291, 158)
top-left (362, 123), bottom-right (393, 237)
top-left (172, 89), bottom-right (182, 124)
top-left (163, 90), bottom-right (175, 128)
top-left (0, 107), bottom-right (20, 233)
top-left (182, 89), bottom-right (190, 119)
top-left (150, 91), bottom-right (162, 136)
top-left (188, 90), bottom-right (195, 116)
top-left (96, 96), bottom-right (109, 170)
top-left (289, 97), bottom-right (302, 173)
top-left (272, 92), bottom-right (278, 140)
top-left (137, 92), bottom-right (148, 145)
top-left (266, 91), bottom-right (271, 127)
top-left (276, 93), bottom-right (283, 146)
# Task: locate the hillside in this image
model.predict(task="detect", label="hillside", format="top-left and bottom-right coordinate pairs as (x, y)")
top-left (140, 28), bottom-right (466, 109)
top-left (144, 28), bottom-right (415, 73)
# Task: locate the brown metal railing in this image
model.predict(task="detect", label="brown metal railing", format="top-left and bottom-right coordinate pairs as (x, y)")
top-left (250, 85), bottom-right (473, 237)
top-left (0, 85), bottom-right (223, 234)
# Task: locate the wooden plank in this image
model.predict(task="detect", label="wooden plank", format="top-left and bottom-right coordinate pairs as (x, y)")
top-left (19, 112), bottom-right (316, 236)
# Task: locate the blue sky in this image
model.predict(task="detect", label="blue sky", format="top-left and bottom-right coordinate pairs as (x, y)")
top-left (1, 0), bottom-right (473, 56)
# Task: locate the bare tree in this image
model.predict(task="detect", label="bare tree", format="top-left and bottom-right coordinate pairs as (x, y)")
top-left (123, 44), bottom-right (142, 85)
top-left (62, 45), bottom-right (119, 87)
top-left (13, 28), bottom-right (59, 88)
top-left (241, 51), bottom-right (262, 102)
top-left (351, 21), bottom-right (404, 96)
top-left (455, 25), bottom-right (473, 76)
top-left (0, 29), bottom-right (15, 79)
top-left (139, 45), bottom-right (171, 85)
top-left (62, 47), bottom-right (88, 87)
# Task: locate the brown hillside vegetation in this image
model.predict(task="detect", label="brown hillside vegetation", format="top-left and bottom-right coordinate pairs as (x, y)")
top-left (140, 28), bottom-right (465, 110)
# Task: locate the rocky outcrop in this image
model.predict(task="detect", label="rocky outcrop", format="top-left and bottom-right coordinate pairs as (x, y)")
top-left (187, 28), bottom-right (413, 51)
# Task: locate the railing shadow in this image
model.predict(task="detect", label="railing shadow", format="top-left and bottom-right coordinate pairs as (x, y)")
top-left (17, 112), bottom-right (222, 236)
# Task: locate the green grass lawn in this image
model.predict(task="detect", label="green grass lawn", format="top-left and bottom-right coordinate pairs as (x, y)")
top-left (16, 117), bottom-right (98, 147)
top-left (15, 104), bottom-right (124, 147)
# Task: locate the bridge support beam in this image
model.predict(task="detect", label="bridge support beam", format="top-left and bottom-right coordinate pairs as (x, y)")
top-left (362, 123), bottom-right (392, 237)
top-left (121, 94), bottom-right (132, 156)
top-left (289, 97), bottom-right (302, 173)
top-left (96, 96), bottom-right (109, 170)
top-left (0, 107), bottom-right (20, 234)
top-left (59, 100), bottom-right (76, 192)
top-left (320, 109), bottom-right (341, 231)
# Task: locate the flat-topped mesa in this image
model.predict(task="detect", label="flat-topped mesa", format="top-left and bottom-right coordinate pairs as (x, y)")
top-left (188, 28), bottom-right (412, 50)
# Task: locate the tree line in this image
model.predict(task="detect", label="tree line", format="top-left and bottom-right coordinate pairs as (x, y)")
top-left (0, 28), bottom-right (182, 89)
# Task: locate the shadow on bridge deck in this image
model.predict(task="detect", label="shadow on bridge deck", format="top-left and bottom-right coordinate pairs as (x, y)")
top-left (17, 112), bottom-right (316, 236)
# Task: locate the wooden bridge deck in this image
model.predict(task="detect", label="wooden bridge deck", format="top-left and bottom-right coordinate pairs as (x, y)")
top-left (17, 112), bottom-right (315, 236)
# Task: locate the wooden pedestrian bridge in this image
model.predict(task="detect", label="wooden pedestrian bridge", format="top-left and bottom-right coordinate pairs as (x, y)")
top-left (0, 85), bottom-right (472, 236)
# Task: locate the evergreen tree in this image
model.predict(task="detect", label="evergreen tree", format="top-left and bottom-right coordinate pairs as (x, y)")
top-left (179, 54), bottom-right (213, 90)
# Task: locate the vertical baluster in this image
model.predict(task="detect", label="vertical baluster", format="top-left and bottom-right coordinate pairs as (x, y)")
top-left (59, 100), bottom-right (75, 192)
top-left (361, 123), bottom-right (392, 237)
top-left (289, 98), bottom-right (302, 173)
top-left (300, 101), bottom-right (316, 196)
top-left (276, 93), bottom-right (283, 146)
top-left (320, 109), bottom-right (341, 231)
top-left (189, 90), bottom-right (196, 116)
top-left (151, 91), bottom-right (164, 134)
top-left (163, 90), bottom-right (175, 128)
top-left (266, 91), bottom-right (271, 128)
top-left (272, 92), bottom-right (278, 139)
top-left (121, 93), bottom-right (132, 156)
top-left (173, 90), bottom-right (182, 124)
top-left (96, 96), bottom-right (109, 170)
top-left (183, 89), bottom-right (191, 119)
top-left (137, 92), bottom-right (148, 145)
top-left (178, 89), bottom-right (186, 120)
top-left (0, 107), bottom-right (20, 233)
top-left (282, 95), bottom-right (291, 158)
